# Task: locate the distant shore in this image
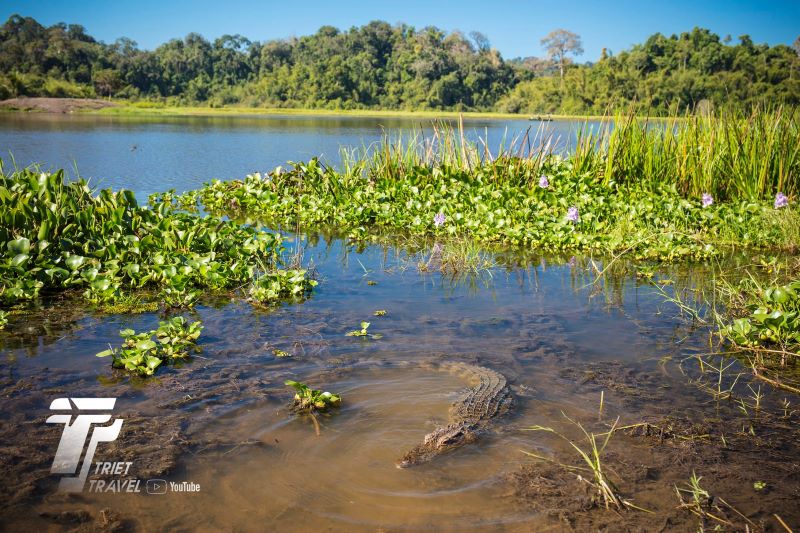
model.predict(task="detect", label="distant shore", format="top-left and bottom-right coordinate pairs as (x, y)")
top-left (0, 97), bottom-right (613, 121)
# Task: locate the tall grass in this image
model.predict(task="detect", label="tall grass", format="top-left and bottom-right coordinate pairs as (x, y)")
top-left (341, 107), bottom-right (798, 201)
top-left (584, 107), bottom-right (799, 199)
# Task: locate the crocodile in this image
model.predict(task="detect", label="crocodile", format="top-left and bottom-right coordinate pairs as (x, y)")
top-left (396, 362), bottom-right (512, 468)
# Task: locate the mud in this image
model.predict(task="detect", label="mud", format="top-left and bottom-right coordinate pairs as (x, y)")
top-left (509, 368), bottom-right (800, 532)
top-left (0, 97), bottom-right (119, 114)
top-left (1, 244), bottom-right (800, 531)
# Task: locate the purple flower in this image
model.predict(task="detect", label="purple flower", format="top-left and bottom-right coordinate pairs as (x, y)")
top-left (433, 212), bottom-right (446, 227)
top-left (701, 193), bottom-right (713, 208)
top-left (538, 175), bottom-right (549, 188)
top-left (567, 206), bottom-right (580, 223)
top-left (774, 192), bottom-right (789, 209)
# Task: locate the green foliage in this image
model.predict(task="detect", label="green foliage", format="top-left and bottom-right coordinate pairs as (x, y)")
top-left (179, 120), bottom-right (798, 262)
top-left (501, 28), bottom-right (800, 114)
top-left (285, 380), bottom-right (342, 411)
top-left (2, 15), bottom-right (797, 113)
top-left (721, 279), bottom-right (800, 351)
top-left (0, 309), bottom-right (7, 329)
top-left (96, 317), bottom-right (203, 376)
top-left (0, 165), bottom-right (316, 307)
top-left (346, 321), bottom-right (373, 337)
top-left (248, 268), bottom-right (317, 304)
top-left (574, 108), bottom-right (800, 199)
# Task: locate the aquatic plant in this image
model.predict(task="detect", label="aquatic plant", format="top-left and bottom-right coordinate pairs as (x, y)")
top-left (566, 206), bottom-right (580, 223)
top-left (0, 166), bottom-right (317, 308)
top-left (538, 175), bottom-right (549, 189)
top-left (715, 276), bottom-right (800, 392)
top-left (96, 317), bottom-right (203, 376)
top-left (0, 309), bottom-right (7, 329)
top-left (248, 268), bottom-right (317, 304)
top-left (285, 380), bottom-right (342, 411)
top-left (180, 113), bottom-right (799, 263)
top-left (345, 321), bottom-right (382, 339)
top-left (649, 258), bottom-right (800, 390)
top-left (373, 309), bottom-right (387, 316)
top-left (675, 471), bottom-right (756, 529)
top-left (285, 379), bottom-right (342, 436)
top-left (774, 192), bottom-right (789, 209)
top-left (722, 280), bottom-right (800, 350)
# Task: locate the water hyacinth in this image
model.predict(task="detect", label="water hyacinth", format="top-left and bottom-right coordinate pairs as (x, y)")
top-left (774, 192), bottom-right (789, 209)
top-left (538, 175), bottom-right (549, 189)
top-left (701, 193), bottom-right (714, 208)
top-left (567, 206), bottom-right (580, 223)
top-left (433, 212), bottom-right (446, 227)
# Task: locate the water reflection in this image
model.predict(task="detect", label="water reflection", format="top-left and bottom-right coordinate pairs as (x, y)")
top-left (0, 113), bottom-right (600, 201)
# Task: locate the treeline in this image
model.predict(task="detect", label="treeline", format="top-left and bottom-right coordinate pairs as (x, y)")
top-left (1, 14), bottom-right (798, 114)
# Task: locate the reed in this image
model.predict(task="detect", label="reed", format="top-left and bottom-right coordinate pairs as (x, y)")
top-left (577, 106), bottom-right (799, 200)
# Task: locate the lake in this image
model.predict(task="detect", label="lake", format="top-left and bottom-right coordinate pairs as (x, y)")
top-left (0, 112), bottom-right (797, 531)
top-left (0, 113), bottom-right (593, 200)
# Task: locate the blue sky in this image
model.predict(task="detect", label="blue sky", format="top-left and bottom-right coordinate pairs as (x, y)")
top-left (2, 0), bottom-right (797, 60)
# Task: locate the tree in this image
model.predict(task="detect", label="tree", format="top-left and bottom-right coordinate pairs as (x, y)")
top-left (92, 68), bottom-right (122, 98)
top-left (469, 31), bottom-right (490, 52)
top-left (540, 29), bottom-right (583, 81)
top-left (794, 36), bottom-right (800, 57)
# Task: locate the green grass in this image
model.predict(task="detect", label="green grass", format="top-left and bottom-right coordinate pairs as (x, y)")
top-left (573, 107), bottom-right (800, 199)
top-left (93, 101), bottom-right (536, 121)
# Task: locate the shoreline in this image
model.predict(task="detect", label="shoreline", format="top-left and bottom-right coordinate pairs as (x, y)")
top-left (0, 97), bottom-right (625, 121)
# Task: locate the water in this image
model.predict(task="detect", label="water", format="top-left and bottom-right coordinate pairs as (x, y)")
top-left (0, 113), bottom-right (592, 200)
top-left (0, 114), bottom-right (798, 531)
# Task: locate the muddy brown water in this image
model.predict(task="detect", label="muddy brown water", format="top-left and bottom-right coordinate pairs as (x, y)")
top-left (1, 237), bottom-right (799, 532)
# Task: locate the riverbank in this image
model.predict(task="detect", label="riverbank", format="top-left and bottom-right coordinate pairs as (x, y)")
top-left (1, 97), bottom-right (611, 121)
top-left (0, 97), bottom-right (119, 113)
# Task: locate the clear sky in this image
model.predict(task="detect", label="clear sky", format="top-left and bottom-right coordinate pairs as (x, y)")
top-left (1, 0), bottom-right (797, 61)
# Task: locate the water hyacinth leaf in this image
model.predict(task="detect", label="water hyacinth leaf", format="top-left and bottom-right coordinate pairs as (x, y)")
top-left (135, 339), bottom-right (157, 351)
top-left (82, 268), bottom-right (99, 281)
top-left (37, 222), bottom-right (50, 241)
top-left (45, 267), bottom-right (69, 280)
top-left (65, 255), bottom-right (85, 271)
top-left (91, 278), bottom-right (112, 291)
top-left (769, 287), bottom-right (791, 304)
top-left (11, 254), bottom-right (29, 267)
top-left (7, 237), bottom-right (30, 255)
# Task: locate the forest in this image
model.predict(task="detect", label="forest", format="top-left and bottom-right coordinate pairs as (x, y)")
top-left (1, 14), bottom-right (798, 114)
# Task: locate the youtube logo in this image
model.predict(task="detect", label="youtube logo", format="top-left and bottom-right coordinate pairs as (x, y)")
top-left (146, 479), bottom-right (167, 495)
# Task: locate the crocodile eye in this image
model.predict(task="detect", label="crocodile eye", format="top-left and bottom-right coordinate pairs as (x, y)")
top-left (438, 431), bottom-right (464, 446)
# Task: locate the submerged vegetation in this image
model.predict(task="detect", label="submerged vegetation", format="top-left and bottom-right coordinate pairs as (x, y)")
top-left (179, 110), bottom-right (798, 262)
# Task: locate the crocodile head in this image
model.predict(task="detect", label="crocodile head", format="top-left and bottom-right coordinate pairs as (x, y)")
top-left (396, 424), bottom-right (476, 468)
